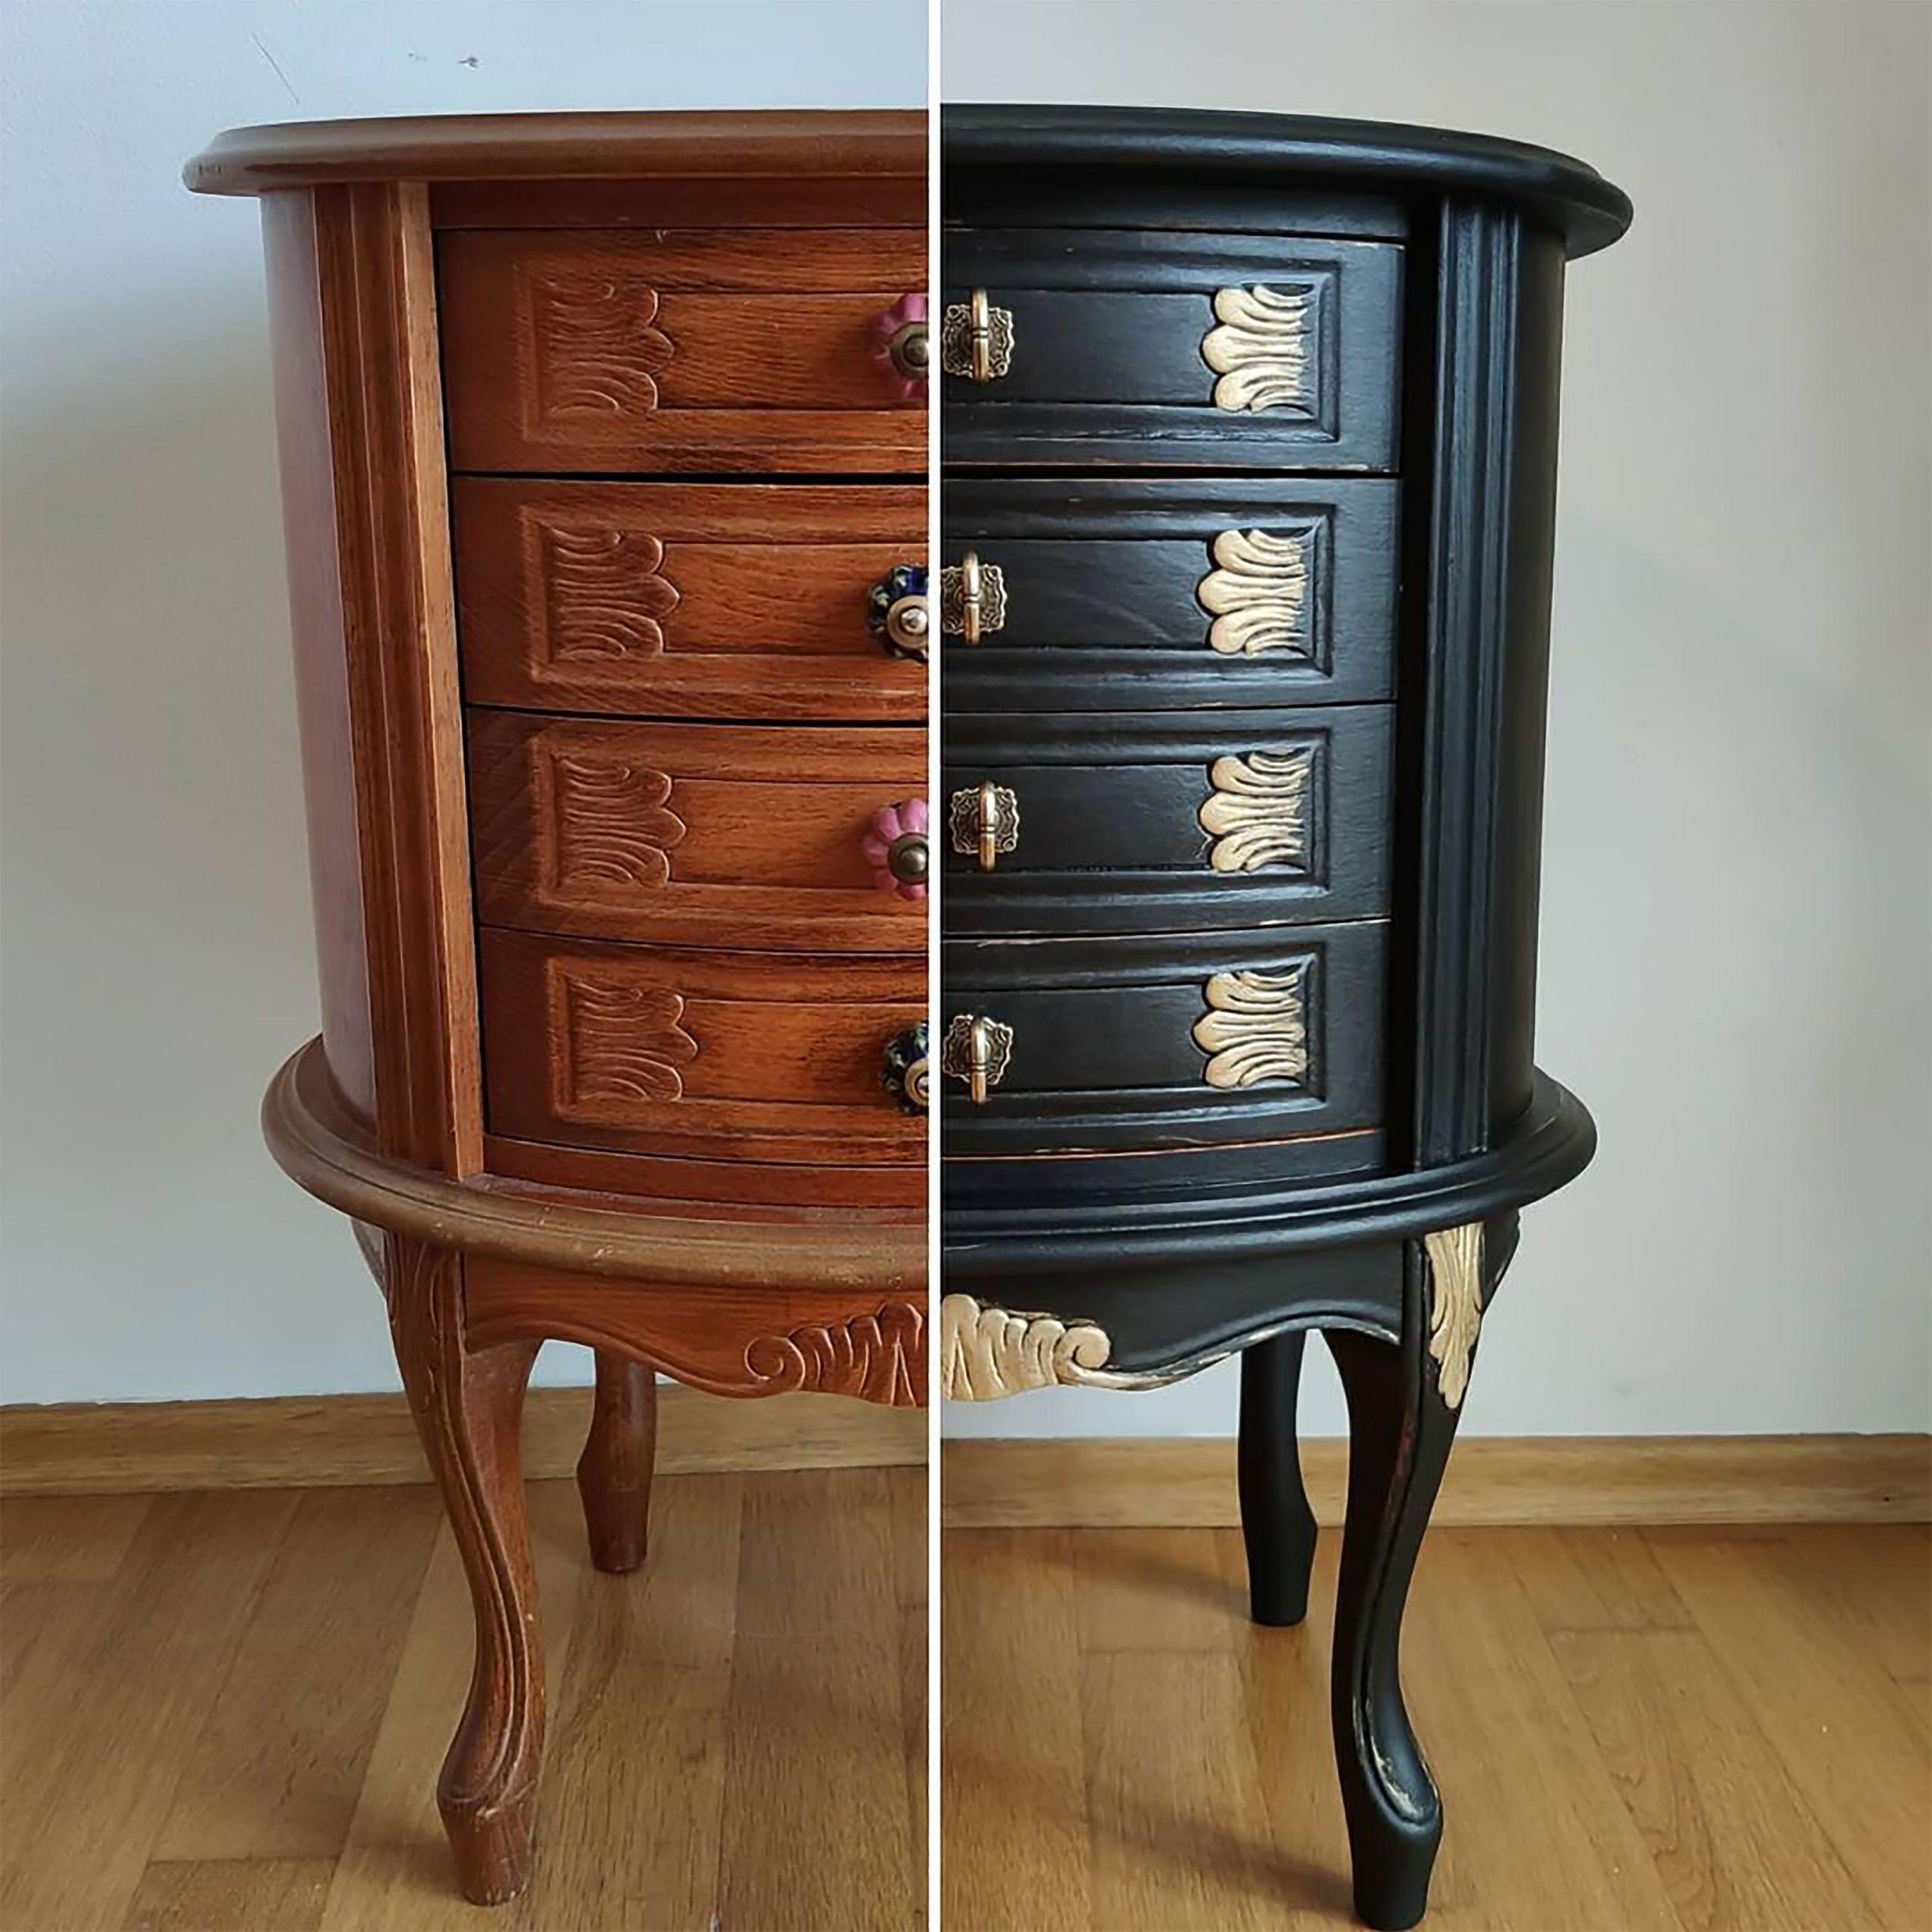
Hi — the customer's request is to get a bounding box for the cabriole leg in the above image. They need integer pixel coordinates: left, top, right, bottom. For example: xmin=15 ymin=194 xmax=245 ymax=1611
xmin=1238 ymin=1330 xmax=1318 ymax=1626
xmin=1325 ymin=1223 xmax=1484 ymax=1931
xmin=577 ymin=1351 xmax=658 ymax=1574
xmin=386 ymin=1237 xmax=545 ymax=1906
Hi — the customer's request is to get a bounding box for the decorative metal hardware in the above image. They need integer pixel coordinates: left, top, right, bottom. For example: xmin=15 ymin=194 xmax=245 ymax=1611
xmin=1198 ymin=748 xmax=1314 ymax=873
xmin=940 ymin=1014 xmax=1013 ymax=1105
xmin=1201 ymin=284 xmax=1314 ymax=413
xmin=1423 ymin=1222 xmax=1485 ymax=1411
xmin=1196 ymin=528 xmax=1311 ymax=658
xmin=948 ymin=780 xmax=1019 ymax=872
xmin=1192 ymin=968 xmax=1309 ymax=1089
xmin=860 ymin=798 xmax=930 ymax=900
xmin=866 ymin=563 xmax=930 ymax=663
xmin=881 ymin=1023 xmax=931 ymax=1116
xmin=869 ymin=293 xmax=929 ymax=402
xmin=941 ymin=289 xmax=1014 ymax=383
xmin=939 ymin=552 xmax=1007 ymax=642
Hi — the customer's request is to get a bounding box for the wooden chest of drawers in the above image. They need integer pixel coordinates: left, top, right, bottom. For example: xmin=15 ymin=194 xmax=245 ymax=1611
xmin=188 ymin=111 xmax=928 ymax=1907
xmin=937 ymin=106 xmax=1629 ymax=1931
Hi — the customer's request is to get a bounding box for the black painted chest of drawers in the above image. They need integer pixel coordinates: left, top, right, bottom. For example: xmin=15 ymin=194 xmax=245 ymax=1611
xmin=937 ymin=106 xmax=1630 ymax=1930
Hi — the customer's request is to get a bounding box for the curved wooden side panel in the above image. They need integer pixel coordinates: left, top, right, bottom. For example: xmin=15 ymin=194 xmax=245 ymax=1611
xmin=463 ymin=1255 xmax=928 ymax=1407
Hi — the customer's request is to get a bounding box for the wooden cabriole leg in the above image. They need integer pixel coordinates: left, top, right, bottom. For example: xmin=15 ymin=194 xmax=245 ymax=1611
xmin=1325 ymin=1227 xmax=1483 ymax=1932
xmin=1238 ymin=1331 xmax=1318 ymax=1626
xmin=386 ymin=1237 xmax=545 ymax=1907
xmin=577 ymin=1352 xmax=658 ymax=1574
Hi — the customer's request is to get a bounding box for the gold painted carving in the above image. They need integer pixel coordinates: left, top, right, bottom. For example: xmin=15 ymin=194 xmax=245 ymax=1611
xmin=1192 ymin=968 xmax=1309 ymax=1089
xmin=1198 ymin=748 xmax=1314 ymax=872
xmin=940 ymin=1294 xmax=1117 ymax=1400
xmin=1200 ymin=285 xmax=1312 ymax=413
xmin=1195 ymin=528 xmax=1310 ymax=658
xmin=1423 ymin=1222 xmax=1485 ymax=1411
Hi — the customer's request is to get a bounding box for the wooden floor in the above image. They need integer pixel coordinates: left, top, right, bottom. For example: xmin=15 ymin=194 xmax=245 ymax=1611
xmin=0 ymin=1467 xmax=925 ymax=1932
xmin=942 ymin=1524 xmax=1932 ymax=1932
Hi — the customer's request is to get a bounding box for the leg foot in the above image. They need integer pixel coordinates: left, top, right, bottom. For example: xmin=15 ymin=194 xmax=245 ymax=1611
xmin=387 ymin=1238 xmax=544 ymax=1906
xmin=1326 ymin=1234 xmax=1475 ymax=1930
xmin=1238 ymin=1331 xmax=1317 ymax=1626
xmin=577 ymin=1352 xmax=658 ymax=1574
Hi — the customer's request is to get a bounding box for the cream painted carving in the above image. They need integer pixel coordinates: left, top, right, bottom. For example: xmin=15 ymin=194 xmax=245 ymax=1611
xmin=1423 ymin=1222 xmax=1485 ymax=1411
xmin=555 ymin=970 xmax=699 ymax=1117
xmin=1198 ymin=748 xmax=1314 ymax=872
xmin=1192 ymin=968 xmax=1309 ymax=1089
xmin=534 ymin=519 xmax=679 ymax=663
xmin=528 ymin=272 xmax=674 ymax=416
xmin=940 ymin=1294 xmax=1121 ymax=1400
xmin=1200 ymin=285 xmax=1313 ymax=413
xmin=540 ymin=752 xmax=686 ymax=891
xmin=1195 ymin=528 xmax=1310 ymax=658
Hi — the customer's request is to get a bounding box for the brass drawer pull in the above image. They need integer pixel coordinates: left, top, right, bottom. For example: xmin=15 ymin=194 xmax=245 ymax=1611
xmin=941 ymin=289 xmax=1014 ymax=383
xmin=941 ymin=1014 xmax=1014 ymax=1104
xmin=866 ymin=564 xmax=930 ymax=662
xmin=881 ymin=1023 xmax=931 ymax=1114
xmin=949 ymin=780 xmax=1019 ymax=872
xmin=939 ymin=552 xmax=1007 ymax=642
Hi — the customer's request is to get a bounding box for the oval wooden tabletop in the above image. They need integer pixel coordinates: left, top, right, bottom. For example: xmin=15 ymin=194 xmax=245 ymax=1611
xmin=184 ymin=108 xmax=926 ymax=195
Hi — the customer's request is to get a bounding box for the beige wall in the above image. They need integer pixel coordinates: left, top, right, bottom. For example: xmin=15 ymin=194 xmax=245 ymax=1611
xmin=940 ymin=0 xmax=1932 ymax=1438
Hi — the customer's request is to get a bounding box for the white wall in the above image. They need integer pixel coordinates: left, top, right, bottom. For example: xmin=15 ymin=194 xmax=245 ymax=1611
xmin=941 ymin=0 xmax=1932 ymax=1440
xmin=0 ymin=0 xmax=924 ymax=1403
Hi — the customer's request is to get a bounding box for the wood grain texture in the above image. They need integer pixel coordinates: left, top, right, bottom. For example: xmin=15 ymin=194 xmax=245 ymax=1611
xmin=440 ymin=230 xmax=926 ymax=474
xmin=941 ymin=1522 xmax=1930 ymax=1931
xmin=479 ymin=929 xmax=927 ymax=1164
xmin=0 ymin=1381 xmax=923 ymax=1497
xmin=466 ymin=711 xmax=927 ymax=951
xmin=940 ymin=1434 xmax=1932 ymax=1530
xmin=453 ymin=478 xmax=928 ymax=721
xmin=429 ymin=174 xmax=926 ymax=230
xmin=575 ymin=1355 xmax=657 ymax=1574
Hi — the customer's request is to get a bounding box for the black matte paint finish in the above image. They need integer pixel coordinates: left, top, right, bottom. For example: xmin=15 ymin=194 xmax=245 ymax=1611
xmin=940 ymin=108 xmax=1628 ymax=1929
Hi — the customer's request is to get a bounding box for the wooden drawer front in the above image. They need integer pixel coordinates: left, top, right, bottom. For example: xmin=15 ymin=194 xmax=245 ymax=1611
xmin=941 ymin=478 xmax=1395 ymax=712
xmin=939 ymin=924 xmax=1385 ymax=1155
xmin=480 ymin=931 xmax=925 ymax=1164
xmin=943 ymin=709 xmax=1391 ymax=934
xmin=453 ymin=480 xmax=925 ymax=722
xmin=940 ymin=229 xmax=1400 ymax=468
xmin=440 ymin=230 xmax=927 ymax=473
xmin=469 ymin=712 xmax=927 ymax=952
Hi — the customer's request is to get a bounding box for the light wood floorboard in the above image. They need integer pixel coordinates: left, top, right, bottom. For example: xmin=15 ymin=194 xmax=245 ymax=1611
xmin=0 ymin=1469 xmax=924 ymax=1932
xmin=941 ymin=1524 xmax=1932 ymax=1932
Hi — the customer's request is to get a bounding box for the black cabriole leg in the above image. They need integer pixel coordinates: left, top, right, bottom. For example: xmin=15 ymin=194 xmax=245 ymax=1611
xmin=1326 ymin=1247 xmax=1467 ymax=1932
xmin=1238 ymin=1331 xmax=1318 ymax=1626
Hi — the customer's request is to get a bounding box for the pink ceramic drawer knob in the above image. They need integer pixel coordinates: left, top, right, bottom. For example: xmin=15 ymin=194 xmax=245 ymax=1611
xmin=863 ymin=798 xmax=929 ymax=900
xmin=871 ymin=293 xmax=929 ymax=401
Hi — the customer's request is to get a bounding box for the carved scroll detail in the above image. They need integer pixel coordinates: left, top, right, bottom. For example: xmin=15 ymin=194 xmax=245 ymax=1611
xmin=540 ymin=752 xmax=687 ymax=891
xmin=1195 ymin=528 xmax=1310 ymax=658
xmin=1423 ymin=1222 xmax=1485 ymax=1411
xmin=746 ymin=1302 xmax=927 ymax=1407
xmin=535 ymin=520 xmax=680 ymax=663
xmin=555 ymin=971 xmax=698 ymax=1116
xmin=1198 ymin=748 xmax=1314 ymax=872
xmin=528 ymin=272 xmax=675 ymax=416
xmin=1192 ymin=968 xmax=1309 ymax=1089
xmin=1200 ymin=285 xmax=1313 ymax=413
xmin=940 ymin=1293 xmax=1123 ymax=1401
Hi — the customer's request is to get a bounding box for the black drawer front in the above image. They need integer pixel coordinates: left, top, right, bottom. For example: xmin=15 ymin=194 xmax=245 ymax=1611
xmin=941 ymin=478 xmax=1397 ymax=712
xmin=943 ymin=708 xmax=1392 ymax=934
xmin=940 ymin=229 xmax=1401 ymax=468
xmin=939 ymin=924 xmax=1386 ymax=1155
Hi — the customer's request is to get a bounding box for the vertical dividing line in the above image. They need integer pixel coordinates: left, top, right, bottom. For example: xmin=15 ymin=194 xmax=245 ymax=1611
xmin=923 ymin=42 xmax=942 ymax=1932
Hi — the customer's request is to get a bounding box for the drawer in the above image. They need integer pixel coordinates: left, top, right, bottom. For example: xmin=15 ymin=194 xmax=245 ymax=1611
xmin=941 ymin=477 xmax=1397 ymax=712
xmin=439 ymin=229 xmax=927 ymax=473
xmin=478 ymin=930 xmax=926 ymax=1164
xmin=943 ymin=708 xmax=1391 ymax=934
xmin=939 ymin=924 xmax=1385 ymax=1155
xmin=940 ymin=229 xmax=1401 ymax=467
xmin=468 ymin=712 xmax=928 ymax=952
xmin=453 ymin=480 xmax=926 ymax=723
